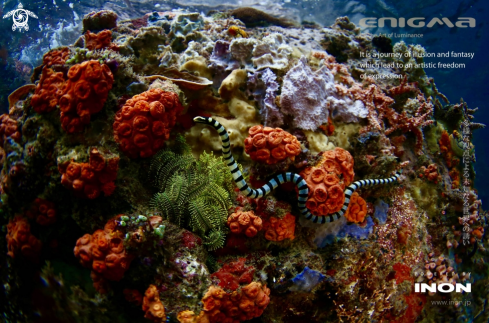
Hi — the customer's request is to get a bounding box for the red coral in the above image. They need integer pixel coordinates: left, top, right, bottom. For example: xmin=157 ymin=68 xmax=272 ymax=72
xmin=263 ymin=213 xmax=295 ymax=241
xmin=227 ymin=210 xmax=263 ymax=238
xmin=73 ymin=216 xmax=134 ymax=293
xmin=31 ymin=67 xmax=66 ymax=113
xmin=142 ymin=284 xmax=166 ymax=322
xmin=85 ymin=30 xmax=118 ymax=51
xmin=113 ymin=88 xmax=184 ymax=158
xmin=59 ymin=60 xmax=114 ymax=133
xmin=244 ymin=125 xmax=301 ymax=165
xmin=6 ymin=215 xmax=42 ymax=262
xmin=343 ymin=192 xmax=367 ymax=224
xmin=211 ymin=258 xmax=255 ymax=291
xmin=392 ymin=263 xmax=413 ymax=285
xmin=201 ymin=282 xmax=270 ymax=322
xmin=25 ymin=198 xmax=56 ymax=226
xmin=182 ymin=231 xmax=202 ymax=249
xmin=58 ymin=148 xmax=119 ymax=199
xmin=0 ymin=114 xmax=21 ymax=147
xmin=42 ymin=47 xmax=70 ymax=67
xmin=299 ymin=148 xmax=353 ymax=217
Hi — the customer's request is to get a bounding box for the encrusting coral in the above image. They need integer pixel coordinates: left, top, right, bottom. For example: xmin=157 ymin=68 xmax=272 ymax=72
xmin=24 ymin=198 xmax=57 ymax=226
xmin=263 ymin=212 xmax=296 ymax=241
xmin=42 ymin=47 xmax=71 ymax=67
xmin=59 ymin=60 xmax=114 ymax=133
xmin=343 ymin=192 xmax=367 ymax=224
xmin=227 ymin=210 xmax=263 ymax=238
xmin=113 ymin=88 xmax=184 ymax=158
xmin=31 ymin=68 xmax=66 ymax=113
xmin=6 ymin=215 xmax=42 ymax=262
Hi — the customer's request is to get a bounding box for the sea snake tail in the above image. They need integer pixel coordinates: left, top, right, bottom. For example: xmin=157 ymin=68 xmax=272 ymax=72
xmin=193 ymin=116 xmax=401 ymax=224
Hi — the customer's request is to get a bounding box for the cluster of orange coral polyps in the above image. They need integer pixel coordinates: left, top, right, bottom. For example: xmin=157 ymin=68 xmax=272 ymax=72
xmin=201 ymin=282 xmax=270 ymax=323
xmin=58 ymin=60 xmax=113 ymax=133
xmin=59 ymin=148 xmax=119 ymax=199
xmin=263 ymin=213 xmax=295 ymax=241
xmin=343 ymin=192 xmax=367 ymax=223
xmin=419 ymin=163 xmax=439 ymax=183
xmin=25 ymin=198 xmax=56 ymax=226
xmin=74 ymin=216 xmax=133 ymax=293
xmin=113 ymin=88 xmax=184 ymax=158
xmin=0 ymin=114 xmax=20 ymax=147
xmin=31 ymin=68 xmax=66 ymax=113
xmin=244 ymin=125 xmax=301 ymax=165
xmin=6 ymin=215 xmax=42 ymax=262
xmin=299 ymin=148 xmax=354 ymax=216
xmin=142 ymin=285 xmax=166 ymax=322
xmin=42 ymin=47 xmax=70 ymax=67
xmin=227 ymin=210 xmax=263 ymax=237
xmin=85 ymin=30 xmax=116 ymax=50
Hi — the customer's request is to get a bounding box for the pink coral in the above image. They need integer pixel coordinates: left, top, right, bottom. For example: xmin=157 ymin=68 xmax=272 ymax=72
xmin=74 ymin=216 xmax=134 ymax=293
xmin=113 ymin=88 xmax=184 ymax=158
xmin=59 ymin=60 xmax=114 ymax=133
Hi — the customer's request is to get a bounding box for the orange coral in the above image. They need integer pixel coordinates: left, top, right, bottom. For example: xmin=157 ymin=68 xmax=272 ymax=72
xmin=42 ymin=47 xmax=70 ymax=67
xmin=85 ymin=30 xmax=117 ymax=51
xmin=25 ymin=198 xmax=56 ymax=226
xmin=263 ymin=213 xmax=295 ymax=241
xmin=74 ymin=216 xmax=134 ymax=293
xmin=244 ymin=125 xmax=301 ymax=165
xmin=299 ymin=148 xmax=354 ymax=217
xmin=142 ymin=284 xmax=166 ymax=322
xmin=58 ymin=148 xmax=119 ymax=199
xmin=227 ymin=210 xmax=262 ymax=238
xmin=418 ymin=164 xmax=440 ymax=183
xmin=6 ymin=215 xmax=42 ymax=262
xmin=113 ymin=88 xmax=184 ymax=158
xmin=31 ymin=67 xmax=66 ymax=113
xmin=343 ymin=192 xmax=367 ymax=223
xmin=0 ymin=114 xmax=21 ymax=147
xmin=59 ymin=60 xmax=114 ymax=133
xmin=201 ymin=282 xmax=270 ymax=322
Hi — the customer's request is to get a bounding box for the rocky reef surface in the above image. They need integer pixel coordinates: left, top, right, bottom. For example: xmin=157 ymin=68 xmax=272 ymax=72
xmin=0 ymin=8 xmax=487 ymax=323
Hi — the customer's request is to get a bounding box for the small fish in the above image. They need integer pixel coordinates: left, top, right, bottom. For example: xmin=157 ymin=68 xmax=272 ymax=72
xmin=228 ymin=26 xmax=248 ymax=38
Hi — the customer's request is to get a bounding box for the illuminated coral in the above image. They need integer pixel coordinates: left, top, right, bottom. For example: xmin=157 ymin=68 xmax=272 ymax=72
xmin=244 ymin=125 xmax=301 ymax=165
xmin=42 ymin=47 xmax=70 ymax=67
xmin=59 ymin=60 xmax=114 ymax=133
xmin=31 ymin=68 xmax=66 ymax=113
xmin=227 ymin=210 xmax=263 ymax=238
xmin=6 ymin=215 xmax=42 ymax=262
xmin=211 ymin=258 xmax=255 ymax=291
xmin=113 ymin=88 xmax=184 ymax=158
xmin=263 ymin=212 xmax=295 ymax=241
xmin=142 ymin=284 xmax=166 ymax=322
xmin=299 ymin=148 xmax=354 ymax=216
xmin=0 ymin=114 xmax=21 ymax=147
xmin=73 ymin=216 xmax=134 ymax=293
xmin=58 ymin=148 xmax=119 ymax=199
xmin=201 ymin=282 xmax=270 ymax=322
xmin=343 ymin=192 xmax=367 ymax=224
xmin=25 ymin=198 xmax=56 ymax=226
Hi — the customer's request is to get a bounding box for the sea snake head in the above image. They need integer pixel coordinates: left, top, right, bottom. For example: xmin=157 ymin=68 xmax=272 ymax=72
xmin=193 ymin=116 xmax=211 ymax=124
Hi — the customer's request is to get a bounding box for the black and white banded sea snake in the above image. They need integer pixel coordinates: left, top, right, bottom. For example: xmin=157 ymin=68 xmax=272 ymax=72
xmin=194 ymin=116 xmax=401 ymax=224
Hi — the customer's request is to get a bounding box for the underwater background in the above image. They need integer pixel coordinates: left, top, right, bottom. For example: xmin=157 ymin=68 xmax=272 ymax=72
xmin=0 ymin=0 xmax=488 ymax=322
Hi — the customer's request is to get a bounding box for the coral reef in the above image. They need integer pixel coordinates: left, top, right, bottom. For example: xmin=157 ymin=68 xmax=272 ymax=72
xmin=227 ymin=210 xmax=263 ymax=238
xmin=263 ymin=213 xmax=296 ymax=241
xmin=31 ymin=68 xmax=66 ymax=113
xmin=6 ymin=215 xmax=42 ymax=262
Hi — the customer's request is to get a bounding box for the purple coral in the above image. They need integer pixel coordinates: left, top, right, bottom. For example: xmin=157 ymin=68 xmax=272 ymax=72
xmin=247 ymin=68 xmax=283 ymax=127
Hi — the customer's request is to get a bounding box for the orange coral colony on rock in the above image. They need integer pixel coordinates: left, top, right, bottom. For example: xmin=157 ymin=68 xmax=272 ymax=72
xmin=263 ymin=212 xmax=296 ymax=241
xmin=25 ymin=198 xmax=57 ymax=226
xmin=73 ymin=216 xmax=134 ymax=294
xmin=6 ymin=215 xmax=42 ymax=262
xmin=59 ymin=60 xmax=114 ymax=133
xmin=299 ymin=148 xmax=354 ymax=217
xmin=0 ymin=114 xmax=21 ymax=146
xmin=58 ymin=148 xmax=119 ymax=199
xmin=142 ymin=284 xmax=166 ymax=323
xmin=343 ymin=192 xmax=367 ymax=223
xmin=244 ymin=125 xmax=301 ymax=165
xmin=42 ymin=47 xmax=70 ymax=67
xmin=201 ymin=282 xmax=271 ymax=322
xmin=113 ymin=88 xmax=184 ymax=158
xmin=31 ymin=68 xmax=66 ymax=113
xmin=85 ymin=30 xmax=117 ymax=51
xmin=227 ymin=210 xmax=263 ymax=237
